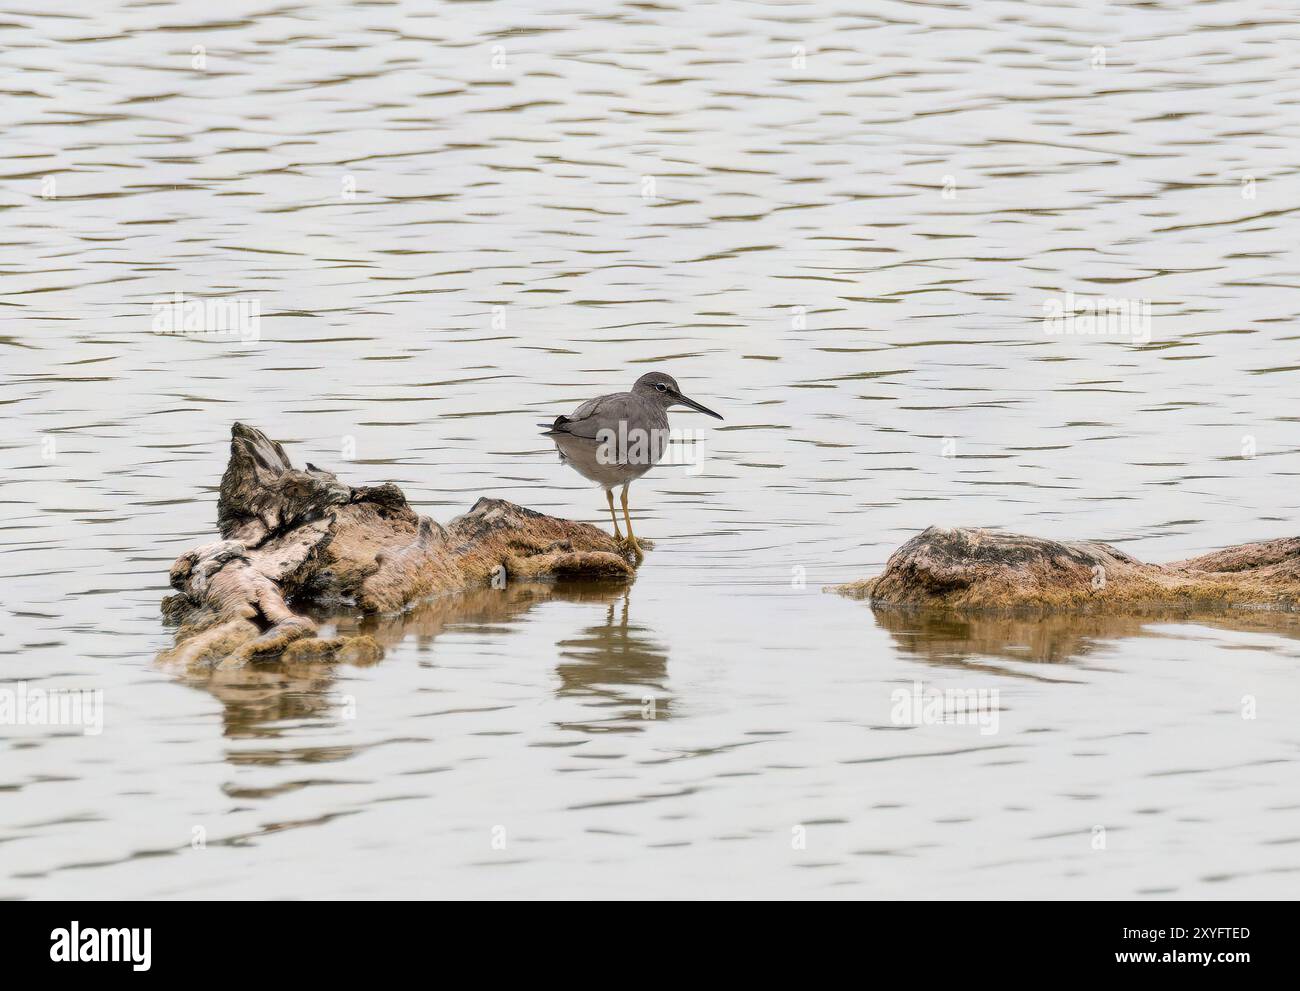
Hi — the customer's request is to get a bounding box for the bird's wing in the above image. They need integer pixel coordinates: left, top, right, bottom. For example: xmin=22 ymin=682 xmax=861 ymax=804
xmin=542 ymin=392 xmax=628 ymax=439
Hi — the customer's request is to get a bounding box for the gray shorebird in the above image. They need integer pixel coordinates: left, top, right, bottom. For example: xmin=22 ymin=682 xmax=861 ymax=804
xmin=540 ymin=371 xmax=723 ymax=557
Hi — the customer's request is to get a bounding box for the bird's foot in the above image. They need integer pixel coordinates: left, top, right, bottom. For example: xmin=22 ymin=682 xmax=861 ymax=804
xmin=616 ymin=535 xmax=648 ymax=558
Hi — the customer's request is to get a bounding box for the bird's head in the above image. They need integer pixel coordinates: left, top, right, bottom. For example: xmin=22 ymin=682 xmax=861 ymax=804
xmin=632 ymin=372 xmax=723 ymax=419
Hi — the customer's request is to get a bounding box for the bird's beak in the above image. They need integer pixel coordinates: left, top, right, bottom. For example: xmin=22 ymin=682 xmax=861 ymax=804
xmin=673 ymin=391 xmax=723 ymax=420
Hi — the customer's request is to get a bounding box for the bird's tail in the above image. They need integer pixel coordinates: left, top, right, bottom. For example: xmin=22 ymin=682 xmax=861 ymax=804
xmin=538 ymin=415 xmax=570 ymax=435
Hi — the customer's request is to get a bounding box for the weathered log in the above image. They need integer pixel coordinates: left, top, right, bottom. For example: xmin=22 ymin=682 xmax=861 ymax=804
xmin=833 ymin=526 xmax=1300 ymax=614
xmin=160 ymin=423 xmax=634 ymax=670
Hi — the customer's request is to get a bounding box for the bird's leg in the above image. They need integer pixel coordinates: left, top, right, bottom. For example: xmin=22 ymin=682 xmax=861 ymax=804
xmin=620 ymin=483 xmax=643 ymax=557
xmin=605 ymin=488 xmax=623 ymax=541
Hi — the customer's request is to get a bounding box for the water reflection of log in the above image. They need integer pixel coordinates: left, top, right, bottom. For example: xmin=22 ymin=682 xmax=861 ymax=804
xmin=312 ymin=581 xmax=623 ymax=652
xmin=185 ymin=662 xmax=348 ymax=754
xmin=177 ymin=581 xmax=637 ymax=747
xmin=871 ymin=603 xmax=1300 ymax=669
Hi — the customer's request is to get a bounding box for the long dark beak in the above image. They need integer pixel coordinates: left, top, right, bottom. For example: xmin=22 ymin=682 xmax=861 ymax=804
xmin=673 ymin=391 xmax=723 ymax=420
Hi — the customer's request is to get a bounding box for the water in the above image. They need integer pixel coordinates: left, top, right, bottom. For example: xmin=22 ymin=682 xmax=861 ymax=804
xmin=4 ymin=0 xmax=1300 ymax=898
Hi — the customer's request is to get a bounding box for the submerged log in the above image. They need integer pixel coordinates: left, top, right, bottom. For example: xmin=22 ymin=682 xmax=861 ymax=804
xmin=161 ymin=423 xmax=634 ymax=670
xmin=834 ymin=526 xmax=1300 ymax=614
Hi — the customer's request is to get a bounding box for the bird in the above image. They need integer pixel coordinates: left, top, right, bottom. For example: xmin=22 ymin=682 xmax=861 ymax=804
xmin=540 ymin=371 xmax=723 ymax=557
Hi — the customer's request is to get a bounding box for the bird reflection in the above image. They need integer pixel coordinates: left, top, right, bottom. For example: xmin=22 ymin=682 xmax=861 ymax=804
xmin=553 ymin=589 xmax=671 ymax=733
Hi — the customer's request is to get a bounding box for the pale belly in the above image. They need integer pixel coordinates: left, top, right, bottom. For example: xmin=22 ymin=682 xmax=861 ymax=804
xmin=551 ymin=432 xmax=664 ymax=490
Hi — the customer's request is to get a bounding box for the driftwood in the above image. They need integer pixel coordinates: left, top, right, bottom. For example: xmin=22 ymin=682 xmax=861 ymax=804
xmin=160 ymin=423 xmax=634 ymax=670
xmin=834 ymin=526 xmax=1300 ymax=615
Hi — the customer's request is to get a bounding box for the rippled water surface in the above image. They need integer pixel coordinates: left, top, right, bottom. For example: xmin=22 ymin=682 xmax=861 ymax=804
xmin=4 ymin=0 xmax=1300 ymax=898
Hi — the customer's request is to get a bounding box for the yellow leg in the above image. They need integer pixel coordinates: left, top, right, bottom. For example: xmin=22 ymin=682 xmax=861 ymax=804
xmin=620 ymin=484 xmax=642 ymax=557
xmin=606 ymin=489 xmax=623 ymax=540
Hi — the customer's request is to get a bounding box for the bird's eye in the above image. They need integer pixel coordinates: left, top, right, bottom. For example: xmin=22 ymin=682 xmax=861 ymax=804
xmin=655 ymin=383 xmax=667 ymax=392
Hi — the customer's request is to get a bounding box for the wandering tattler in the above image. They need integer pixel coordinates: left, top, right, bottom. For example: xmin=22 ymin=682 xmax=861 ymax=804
xmin=540 ymin=371 xmax=723 ymax=556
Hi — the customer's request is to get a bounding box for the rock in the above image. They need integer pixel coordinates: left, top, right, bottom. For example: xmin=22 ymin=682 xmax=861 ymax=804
xmin=161 ymin=423 xmax=635 ymax=670
xmin=833 ymin=526 xmax=1300 ymax=614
